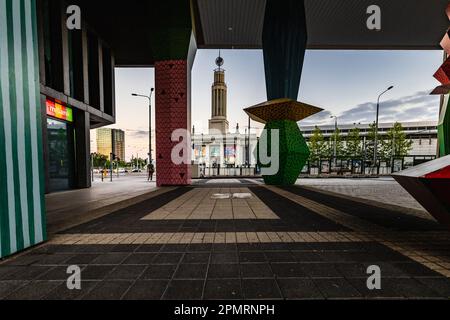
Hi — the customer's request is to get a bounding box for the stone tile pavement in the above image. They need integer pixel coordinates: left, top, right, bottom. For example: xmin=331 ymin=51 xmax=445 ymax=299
xmin=45 ymin=174 xmax=159 ymax=234
xmin=295 ymin=177 xmax=426 ymax=212
xmin=142 ymin=187 xmax=277 ymax=220
xmin=1 ymin=179 xmax=450 ymax=300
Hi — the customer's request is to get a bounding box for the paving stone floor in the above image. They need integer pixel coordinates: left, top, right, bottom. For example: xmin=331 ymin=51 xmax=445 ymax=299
xmin=1 ymin=180 xmax=450 ymax=300
xmin=295 ymin=177 xmax=426 ymax=211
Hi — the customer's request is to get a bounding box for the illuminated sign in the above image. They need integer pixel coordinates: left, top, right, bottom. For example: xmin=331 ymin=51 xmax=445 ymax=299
xmin=46 ymin=99 xmax=73 ymax=122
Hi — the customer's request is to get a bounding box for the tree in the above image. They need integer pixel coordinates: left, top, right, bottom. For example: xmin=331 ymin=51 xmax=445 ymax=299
xmin=308 ymin=126 xmax=327 ymax=162
xmin=319 ymin=140 xmax=331 ymax=159
xmin=345 ymin=127 xmax=362 ymax=158
xmin=92 ymin=153 xmax=108 ymax=168
xmin=381 ymin=122 xmax=413 ymax=158
xmin=365 ymin=122 xmax=378 ymax=161
xmin=330 ymin=127 xmax=345 ymax=158
xmin=130 ymin=156 xmax=148 ymax=169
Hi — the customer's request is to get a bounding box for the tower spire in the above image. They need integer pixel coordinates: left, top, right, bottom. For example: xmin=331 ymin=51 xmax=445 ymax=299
xmin=215 ymin=51 xmax=224 ymax=71
xmin=209 ymin=52 xmax=229 ymax=134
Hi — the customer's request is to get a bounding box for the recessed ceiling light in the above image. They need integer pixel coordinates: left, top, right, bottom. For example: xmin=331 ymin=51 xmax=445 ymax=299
xmin=228 ymin=27 xmax=233 ymax=31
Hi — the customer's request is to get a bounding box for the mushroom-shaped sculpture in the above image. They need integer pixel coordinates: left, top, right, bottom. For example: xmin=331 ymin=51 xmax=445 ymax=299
xmin=245 ymin=99 xmax=323 ymax=185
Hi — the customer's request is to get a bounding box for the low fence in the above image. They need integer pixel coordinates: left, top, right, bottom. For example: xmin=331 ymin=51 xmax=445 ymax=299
xmin=200 ymin=166 xmax=259 ymax=178
xmin=193 ymin=155 xmax=436 ymax=179
xmin=302 ymin=155 xmax=436 ymax=176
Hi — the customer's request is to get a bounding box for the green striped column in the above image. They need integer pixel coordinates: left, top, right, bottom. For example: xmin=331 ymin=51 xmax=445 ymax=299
xmin=0 ymin=0 xmax=46 ymax=259
xmin=438 ymin=96 xmax=450 ymax=157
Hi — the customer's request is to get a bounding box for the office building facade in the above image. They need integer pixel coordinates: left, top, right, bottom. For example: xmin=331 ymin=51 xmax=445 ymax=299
xmin=39 ymin=0 xmax=116 ymax=194
xmin=96 ymin=128 xmax=125 ymax=161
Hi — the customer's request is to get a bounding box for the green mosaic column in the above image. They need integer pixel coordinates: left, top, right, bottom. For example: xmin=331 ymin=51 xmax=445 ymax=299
xmin=0 ymin=0 xmax=47 ymax=258
xmin=257 ymin=120 xmax=310 ymax=185
xmin=246 ymin=99 xmax=322 ymax=186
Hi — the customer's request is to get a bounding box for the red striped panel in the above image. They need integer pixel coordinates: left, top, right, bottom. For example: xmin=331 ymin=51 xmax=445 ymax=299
xmin=424 ymin=165 xmax=450 ymax=179
xmin=434 ymin=57 xmax=450 ymax=85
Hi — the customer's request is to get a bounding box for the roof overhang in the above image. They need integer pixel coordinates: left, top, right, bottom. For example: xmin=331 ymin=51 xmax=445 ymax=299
xmin=71 ymin=0 xmax=193 ymax=67
xmin=193 ymin=0 xmax=449 ymax=50
xmin=72 ymin=0 xmax=449 ymax=67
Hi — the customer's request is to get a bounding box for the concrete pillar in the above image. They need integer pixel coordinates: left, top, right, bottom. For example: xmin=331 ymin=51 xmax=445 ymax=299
xmin=74 ymin=110 xmax=92 ymax=189
xmin=222 ymin=90 xmax=225 ymax=117
xmin=224 ymin=89 xmax=227 ymax=117
xmin=211 ymin=89 xmax=215 ymax=117
xmin=219 ymin=90 xmax=223 ymax=117
xmin=213 ymin=89 xmax=219 ymax=117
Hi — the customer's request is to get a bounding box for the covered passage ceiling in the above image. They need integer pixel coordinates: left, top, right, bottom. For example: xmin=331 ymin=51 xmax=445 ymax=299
xmin=193 ymin=0 xmax=449 ymax=49
xmin=73 ymin=0 xmax=449 ymax=67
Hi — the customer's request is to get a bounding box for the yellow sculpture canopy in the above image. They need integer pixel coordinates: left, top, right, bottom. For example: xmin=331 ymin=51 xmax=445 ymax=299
xmin=244 ymin=98 xmax=323 ymax=124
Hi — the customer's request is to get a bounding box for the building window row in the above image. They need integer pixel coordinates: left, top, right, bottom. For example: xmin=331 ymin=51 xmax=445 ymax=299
xmin=39 ymin=0 xmax=115 ymax=117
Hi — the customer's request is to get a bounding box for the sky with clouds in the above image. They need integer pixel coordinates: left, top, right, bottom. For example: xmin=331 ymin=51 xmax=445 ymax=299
xmin=91 ymin=49 xmax=443 ymax=161
xmin=301 ymin=89 xmax=440 ymax=126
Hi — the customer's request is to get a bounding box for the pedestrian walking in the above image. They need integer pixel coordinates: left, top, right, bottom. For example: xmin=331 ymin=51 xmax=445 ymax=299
xmin=148 ymin=163 xmax=155 ymax=181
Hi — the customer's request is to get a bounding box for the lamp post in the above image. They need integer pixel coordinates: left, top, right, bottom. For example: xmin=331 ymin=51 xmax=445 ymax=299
xmin=132 ymin=88 xmax=155 ymax=172
xmin=373 ymin=86 xmax=394 ymax=171
xmin=90 ymin=153 xmax=94 ymax=182
xmin=330 ymin=115 xmax=338 ymax=167
xmin=247 ymin=116 xmax=251 ymax=168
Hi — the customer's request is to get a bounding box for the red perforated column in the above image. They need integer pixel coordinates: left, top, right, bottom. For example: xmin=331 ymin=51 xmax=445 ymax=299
xmin=155 ymin=60 xmax=192 ymax=187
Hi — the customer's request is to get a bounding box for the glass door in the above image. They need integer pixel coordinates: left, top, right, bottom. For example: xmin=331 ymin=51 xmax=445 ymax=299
xmin=47 ymin=118 xmax=74 ymax=192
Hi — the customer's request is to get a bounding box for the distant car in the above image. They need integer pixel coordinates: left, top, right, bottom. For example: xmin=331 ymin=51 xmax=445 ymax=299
xmin=131 ymin=169 xmax=142 ymax=173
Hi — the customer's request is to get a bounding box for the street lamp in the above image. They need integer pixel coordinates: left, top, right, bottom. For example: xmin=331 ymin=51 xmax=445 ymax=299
xmin=330 ymin=115 xmax=338 ymax=166
xmin=132 ymin=88 xmax=155 ymax=171
xmin=247 ymin=116 xmax=251 ymax=168
xmin=373 ymin=86 xmax=394 ymax=170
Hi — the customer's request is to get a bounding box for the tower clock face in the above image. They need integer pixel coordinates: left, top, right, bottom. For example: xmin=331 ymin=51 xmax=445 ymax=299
xmin=216 ymin=56 xmax=224 ymax=67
